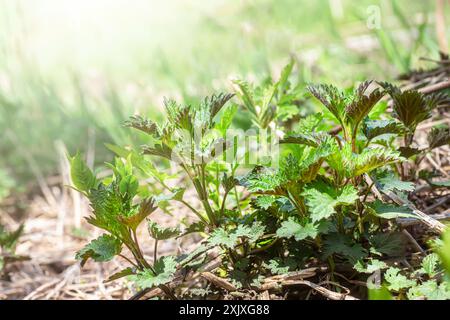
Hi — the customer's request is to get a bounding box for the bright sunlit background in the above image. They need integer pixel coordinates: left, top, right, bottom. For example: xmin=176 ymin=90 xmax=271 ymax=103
xmin=0 ymin=0 xmax=447 ymax=198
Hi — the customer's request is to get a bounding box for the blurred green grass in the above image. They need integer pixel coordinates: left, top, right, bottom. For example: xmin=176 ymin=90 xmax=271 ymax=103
xmin=0 ymin=0 xmax=447 ymax=196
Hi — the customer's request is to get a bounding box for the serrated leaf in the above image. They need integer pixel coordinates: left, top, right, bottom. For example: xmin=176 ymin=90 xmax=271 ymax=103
xmin=148 ymin=221 xmax=180 ymax=240
xmin=234 ymin=222 xmax=266 ymax=243
xmin=202 ymin=92 xmax=235 ymax=121
xmin=239 ymin=166 xmax=282 ymax=193
xmin=384 ymin=267 xmax=416 ymax=291
xmin=302 ymin=181 xmax=358 ymax=222
xmin=76 ymin=234 xmax=122 ymax=267
xmin=142 ymin=143 xmax=174 ymax=161
xmin=263 ymin=258 xmax=296 ymax=275
xmin=130 ymin=256 xmax=177 ymax=289
xmin=322 ymin=233 xmax=367 ymax=263
xmin=70 ymin=153 xmax=97 ymax=193
xmin=276 ymin=218 xmax=319 ymax=241
xmin=344 ymin=81 xmax=384 ymax=129
xmin=349 ymin=148 xmax=402 ymax=177
xmin=397 ymin=146 xmax=421 ymax=158
xmin=0 ymin=224 xmax=24 ymax=252
xmin=418 ymin=253 xmax=440 ymax=277
xmin=296 ymin=113 xmax=324 ymax=134
xmin=367 ymin=200 xmax=415 ymax=219
xmin=208 ymin=222 xmax=265 ymax=249
xmin=279 ymin=133 xmax=320 ymax=147
xmin=369 ymin=232 xmax=407 ymax=257
xmin=375 ymin=171 xmax=415 ymax=193
xmin=118 ymin=198 xmax=157 ymax=231
xmin=124 ymin=115 xmax=159 ymax=136
xmin=208 ymin=228 xmax=236 ymax=248
xmin=427 ymin=126 xmax=450 ymax=150
xmin=362 ymin=119 xmax=405 ymax=141
xmin=381 ymin=83 xmax=437 ymax=131
xmin=407 ymin=281 xmax=450 ymax=300
xmin=307 ymin=84 xmax=346 ymax=124
xmin=354 ymin=259 xmax=387 ymax=273
xmin=232 ymin=79 xmax=257 ymax=115
xmin=254 ymin=195 xmax=276 ymax=210
xmin=221 ymin=174 xmax=237 ymax=194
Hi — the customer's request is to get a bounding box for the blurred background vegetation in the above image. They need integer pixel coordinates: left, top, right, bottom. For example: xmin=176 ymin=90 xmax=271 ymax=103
xmin=0 ymin=0 xmax=448 ymax=200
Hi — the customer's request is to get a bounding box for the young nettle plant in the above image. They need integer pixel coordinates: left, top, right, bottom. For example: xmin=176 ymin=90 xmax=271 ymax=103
xmin=0 ymin=223 xmax=27 ymax=276
xmin=378 ymin=83 xmax=450 ymax=182
xmin=370 ymin=230 xmax=450 ymax=300
xmin=239 ymin=79 xmax=447 ymax=278
xmin=70 ymin=61 xmax=449 ymax=299
xmin=71 ymin=92 xmax=271 ymax=297
xmin=70 ymin=153 xmax=179 ymax=299
xmin=124 ymin=93 xmax=239 ymax=229
xmin=232 ymin=58 xmax=306 ymax=131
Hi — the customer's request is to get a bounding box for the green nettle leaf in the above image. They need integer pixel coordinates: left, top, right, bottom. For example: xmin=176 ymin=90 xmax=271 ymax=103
xmin=208 ymin=228 xmax=235 ymax=248
xmin=70 ymin=153 xmax=97 ymax=193
xmin=216 ymin=104 xmax=238 ymax=135
xmin=221 ymin=174 xmax=237 ymax=194
xmin=239 ymin=166 xmax=283 ymax=193
xmin=124 ymin=115 xmax=159 ymax=137
xmin=367 ymin=200 xmax=415 ymax=219
xmin=427 ymin=126 xmax=450 ymax=150
xmin=254 ymin=195 xmax=276 ymax=210
xmin=296 ymin=113 xmax=324 ymax=134
xmin=118 ymin=198 xmax=157 ymax=231
xmin=416 ymin=253 xmax=440 ymax=277
xmin=264 ymin=258 xmax=296 ymax=275
xmin=407 ymin=281 xmax=450 ymax=300
xmin=397 ymin=146 xmax=421 ymax=158
xmin=232 ymin=79 xmax=257 ymax=116
xmin=276 ymin=218 xmax=319 ymax=241
xmin=87 ymin=187 xmax=126 ymax=234
xmin=208 ymin=222 xmax=265 ymax=249
xmin=234 ymin=222 xmax=266 ymax=243
xmin=130 ymin=256 xmax=177 ymax=289
xmin=148 ymin=221 xmax=180 ymax=240
xmin=381 ymin=83 xmax=444 ymax=131
xmin=384 ymin=267 xmax=416 ymax=291
xmin=369 ymin=232 xmax=407 ymax=257
xmin=142 ymin=143 xmax=174 ymax=161
xmin=164 ymin=98 xmax=192 ymax=131
xmin=277 ymin=58 xmax=295 ymax=94
xmin=375 ymin=171 xmax=415 ymax=193
xmin=76 ymin=234 xmax=122 ymax=267
xmin=349 ymin=148 xmax=402 ymax=178
xmin=0 ymin=224 xmax=24 ymax=252
xmin=280 ymin=133 xmax=320 ymax=147
xmin=302 ymin=181 xmax=358 ymax=222
xmin=344 ymin=80 xmax=384 ymax=129
xmin=362 ymin=119 xmax=405 ymax=141
xmin=202 ymin=92 xmax=235 ymax=121
xmin=322 ymin=233 xmax=367 ymax=263
xmin=307 ymin=84 xmax=346 ymax=124
xmin=354 ymin=259 xmax=388 ymax=273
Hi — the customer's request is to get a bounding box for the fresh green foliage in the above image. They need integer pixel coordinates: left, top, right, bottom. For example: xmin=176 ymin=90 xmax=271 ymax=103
xmin=0 ymin=223 xmax=27 ymax=273
xmin=70 ymin=60 xmax=450 ymax=300
xmin=75 ymin=234 xmax=122 ymax=267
